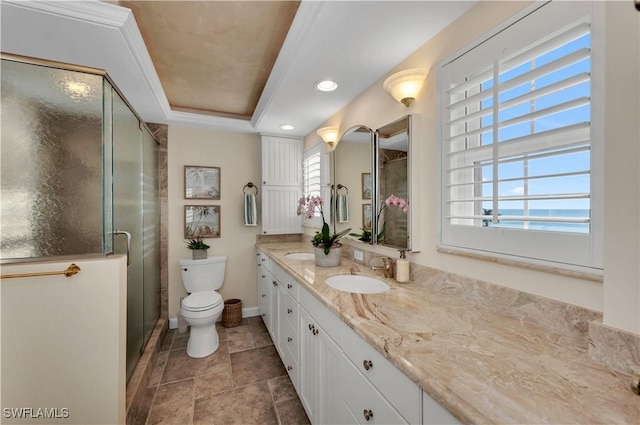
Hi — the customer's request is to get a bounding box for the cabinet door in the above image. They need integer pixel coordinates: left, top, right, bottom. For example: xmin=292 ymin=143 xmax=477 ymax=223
xmin=261 ymin=135 xmax=302 ymax=186
xmin=269 ymin=276 xmax=280 ymax=345
xmin=299 ymin=306 xmax=346 ymax=425
xmin=316 ymin=320 xmax=346 ymax=425
xmin=299 ymin=307 xmax=319 ymax=424
xmin=258 ymin=268 xmax=271 ymax=331
xmin=261 ymin=186 xmax=303 ymax=235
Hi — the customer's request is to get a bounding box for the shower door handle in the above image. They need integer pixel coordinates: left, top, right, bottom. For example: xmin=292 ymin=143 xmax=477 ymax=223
xmin=114 ymin=230 xmax=132 ymax=266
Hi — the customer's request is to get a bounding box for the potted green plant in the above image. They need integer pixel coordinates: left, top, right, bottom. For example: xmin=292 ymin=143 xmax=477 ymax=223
xmin=297 ymin=196 xmax=350 ymax=266
xmin=185 ymin=236 xmax=210 ymax=260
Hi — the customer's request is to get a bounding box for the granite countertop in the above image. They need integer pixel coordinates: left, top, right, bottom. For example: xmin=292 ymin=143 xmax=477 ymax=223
xmin=257 ymin=241 xmax=639 ymax=425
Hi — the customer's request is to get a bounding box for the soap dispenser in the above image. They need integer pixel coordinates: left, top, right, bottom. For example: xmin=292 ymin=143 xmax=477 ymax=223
xmin=396 ymin=249 xmax=410 ymax=283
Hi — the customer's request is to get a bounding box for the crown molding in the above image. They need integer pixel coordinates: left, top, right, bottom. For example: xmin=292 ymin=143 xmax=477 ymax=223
xmin=3 ymin=0 xmax=131 ymax=27
xmin=167 ymin=110 xmax=256 ymax=134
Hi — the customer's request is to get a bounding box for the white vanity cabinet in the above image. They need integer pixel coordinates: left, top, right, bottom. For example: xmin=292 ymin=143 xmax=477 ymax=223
xmin=274 ymin=269 xmax=301 ymax=389
xmin=260 ymin=135 xmax=303 ymax=235
xmin=342 ymin=325 xmax=421 ymax=425
xmin=256 ymin=252 xmax=459 ymax=425
xmin=299 ymin=291 xmax=346 ymax=425
xmin=256 ymin=250 xmax=278 ymax=341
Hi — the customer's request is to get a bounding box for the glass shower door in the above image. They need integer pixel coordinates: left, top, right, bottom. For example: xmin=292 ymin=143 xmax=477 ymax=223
xmin=112 ymin=91 xmax=144 ymax=381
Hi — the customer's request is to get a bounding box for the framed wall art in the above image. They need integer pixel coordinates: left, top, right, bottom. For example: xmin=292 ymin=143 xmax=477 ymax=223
xmin=362 ymin=204 xmax=372 ymax=230
xmin=184 ymin=205 xmax=221 ymax=238
xmin=185 ymin=165 xmax=220 ymax=199
xmin=361 ymin=172 xmax=372 ymax=199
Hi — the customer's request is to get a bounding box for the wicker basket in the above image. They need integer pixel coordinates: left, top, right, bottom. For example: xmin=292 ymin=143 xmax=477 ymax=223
xmin=222 ymin=298 xmax=242 ymax=328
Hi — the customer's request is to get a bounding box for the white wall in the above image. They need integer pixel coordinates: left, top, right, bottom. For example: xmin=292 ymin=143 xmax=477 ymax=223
xmin=1 ymin=256 xmax=127 ymax=424
xmin=167 ymin=126 xmax=261 ymax=319
xmin=307 ymin=1 xmax=640 ymax=334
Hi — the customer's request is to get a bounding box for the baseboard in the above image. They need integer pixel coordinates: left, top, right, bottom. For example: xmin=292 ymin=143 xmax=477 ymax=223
xmin=242 ymin=306 xmax=260 ymax=318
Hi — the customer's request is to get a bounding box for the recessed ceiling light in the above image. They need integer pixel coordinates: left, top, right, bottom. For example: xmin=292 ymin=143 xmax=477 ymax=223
xmin=280 ymin=124 xmax=295 ymax=131
xmin=315 ymin=80 xmax=338 ymax=92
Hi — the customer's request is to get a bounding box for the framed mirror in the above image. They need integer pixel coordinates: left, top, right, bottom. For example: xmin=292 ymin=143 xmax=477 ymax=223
xmin=375 ymin=116 xmax=411 ymax=249
xmin=331 ymin=125 xmax=373 ymax=239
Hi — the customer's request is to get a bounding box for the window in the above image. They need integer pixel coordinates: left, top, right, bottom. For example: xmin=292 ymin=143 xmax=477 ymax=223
xmin=439 ymin=1 xmax=602 ymax=271
xmin=302 ymin=142 xmax=325 ymax=227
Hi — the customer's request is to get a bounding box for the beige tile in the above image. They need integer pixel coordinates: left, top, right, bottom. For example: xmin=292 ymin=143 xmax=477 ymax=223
xmin=194 ymin=370 xmax=233 ymax=399
xmin=250 ymin=319 xmax=273 ymax=348
xmin=231 ymin=345 xmax=285 ymax=387
xmin=216 ymin=323 xmax=228 ymax=342
xmin=146 ymin=379 xmax=194 ymax=425
xmin=274 ymin=397 xmax=310 ymax=425
xmin=227 ymin=325 xmax=256 ymax=353
xmin=193 ymin=381 xmax=278 ymax=425
xmin=160 ymin=329 xmax=176 ymax=352
xmin=147 ymin=351 xmax=170 ymax=388
xmin=172 ymin=334 xmax=189 ymax=351
xmin=132 ymin=386 xmax=157 ymax=425
xmin=162 ymin=343 xmax=231 ymax=384
xmin=267 ymin=375 xmax=297 ymax=404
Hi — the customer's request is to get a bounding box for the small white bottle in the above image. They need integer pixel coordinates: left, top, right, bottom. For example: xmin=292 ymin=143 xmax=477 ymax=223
xmin=395 ymin=249 xmax=410 ymax=283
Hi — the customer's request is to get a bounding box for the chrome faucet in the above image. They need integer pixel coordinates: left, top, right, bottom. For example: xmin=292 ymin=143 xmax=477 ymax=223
xmin=370 ymin=256 xmax=393 ymax=278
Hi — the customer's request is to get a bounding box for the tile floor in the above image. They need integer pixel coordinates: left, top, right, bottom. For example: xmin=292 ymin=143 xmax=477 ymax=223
xmin=135 ymin=316 xmax=311 ymax=425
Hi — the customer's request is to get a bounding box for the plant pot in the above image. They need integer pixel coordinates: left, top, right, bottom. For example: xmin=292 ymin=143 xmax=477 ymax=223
xmin=314 ymin=244 xmax=342 ymax=267
xmin=192 ymin=249 xmax=208 ymax=260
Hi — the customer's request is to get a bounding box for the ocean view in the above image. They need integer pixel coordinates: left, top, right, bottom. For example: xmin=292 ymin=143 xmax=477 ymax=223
xmin=488 ymin=209 xmax=590 ymax=233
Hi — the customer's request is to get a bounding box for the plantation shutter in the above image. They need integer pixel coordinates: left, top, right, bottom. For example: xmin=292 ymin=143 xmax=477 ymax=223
xmin=439 ymin=1 xmax=602 ymax=270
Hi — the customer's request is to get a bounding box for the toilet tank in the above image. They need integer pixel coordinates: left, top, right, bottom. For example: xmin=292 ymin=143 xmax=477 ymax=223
xmin=179 ymin=255 xmax=227 ymax=293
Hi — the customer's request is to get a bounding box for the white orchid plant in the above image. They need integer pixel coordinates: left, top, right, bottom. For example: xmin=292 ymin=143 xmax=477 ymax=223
xmin=296 ymin=196 xmax=350 ymax=255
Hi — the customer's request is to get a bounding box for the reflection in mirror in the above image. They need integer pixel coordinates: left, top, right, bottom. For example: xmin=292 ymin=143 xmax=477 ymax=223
xmin=331 ymin=126 xmax=373 ymax=239
xmin=376 ymin=116 xmax=410 ymax=249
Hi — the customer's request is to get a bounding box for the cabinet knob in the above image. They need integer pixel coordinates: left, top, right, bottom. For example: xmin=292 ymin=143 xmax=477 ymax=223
xmin=287 ymin=337 xmax=293 ymax=342
xmin=363 ymin=360 xmax=373 ymax=370
xmin=363 ymin=409 xmax=374 ymax=421
xmin=287 ymin=308 xmax=292 ymax=314
xmin=287 ymin=284 xmax=293 ymax=289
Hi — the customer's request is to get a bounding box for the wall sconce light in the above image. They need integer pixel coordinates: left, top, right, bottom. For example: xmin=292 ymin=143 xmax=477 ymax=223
xmin=383 ymin=68 xmax=428 ymax=107
xmin=317 ymin=126 xmax=339 ymax=147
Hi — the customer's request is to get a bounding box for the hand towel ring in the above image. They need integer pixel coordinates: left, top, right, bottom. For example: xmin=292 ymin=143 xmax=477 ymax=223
xmin=243 ymin=182 xmax=258 ymax=195
xmin=337 ymin=184 xmax=349 ymax=195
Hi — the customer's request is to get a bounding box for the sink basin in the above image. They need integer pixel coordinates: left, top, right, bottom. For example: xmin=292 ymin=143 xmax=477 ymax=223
xmin=325 ymin=275 xmax=390 ymax=294
xmin=285 ymin=252 xmax=315 ymax=260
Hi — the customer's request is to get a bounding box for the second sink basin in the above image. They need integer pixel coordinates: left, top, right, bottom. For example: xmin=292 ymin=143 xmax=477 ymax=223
xmin=325 ymin=275 xmax=390 ymax=294
xmin=285 ymin=252 xmax=315 ymax=260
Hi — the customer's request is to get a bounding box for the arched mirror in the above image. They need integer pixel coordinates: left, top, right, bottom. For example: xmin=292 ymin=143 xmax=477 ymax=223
xmin=375 ymin=116 xmax=410 ymax=249
xmin=331 ymin=125 xmax=373 ymax=238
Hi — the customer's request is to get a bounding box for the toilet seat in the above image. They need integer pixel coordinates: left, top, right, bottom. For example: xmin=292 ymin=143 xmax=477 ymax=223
xmin=183 ymin=291 xmax=222 ymax=312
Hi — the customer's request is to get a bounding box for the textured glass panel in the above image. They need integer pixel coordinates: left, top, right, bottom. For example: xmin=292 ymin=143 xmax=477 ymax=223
xmin=1 ymin=60 xmax=104 ymax=259
xmin=142 ymin=128 xmax=160 ymax=347
xmin=103 ymin=79 xmax=114 ymax=254
xmin=112 ymin=90 xmax=144 ymax=382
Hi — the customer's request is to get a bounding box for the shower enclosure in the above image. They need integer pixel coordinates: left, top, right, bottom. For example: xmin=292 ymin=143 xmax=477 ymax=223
xmin=0 ymin=57 xmax=160 ymax=382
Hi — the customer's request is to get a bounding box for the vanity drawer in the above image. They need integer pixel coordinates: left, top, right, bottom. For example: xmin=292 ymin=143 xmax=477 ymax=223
xmin=257 ymin=250 xmax=271 ymax=271
xmin=282 ymin=342 xmax=299 ymax=390
xmin=299 ymin=285 xmax=343 ymax=345
xmin=342 ymin=324 xmax=420 ymax=424
xmin=280 ymin=313 xmax=299 ymax=360
xmin=272 ymin=263 xmax=299 ymax=300
xmin=280 ymin=287 xmax=299 ymax=329
xmin=342 ymin=355 xmax=408 ymax=425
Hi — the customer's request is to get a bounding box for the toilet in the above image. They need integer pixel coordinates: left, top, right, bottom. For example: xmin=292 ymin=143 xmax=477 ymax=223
xmin=179 ymin=255 xmax=227 ymax=358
